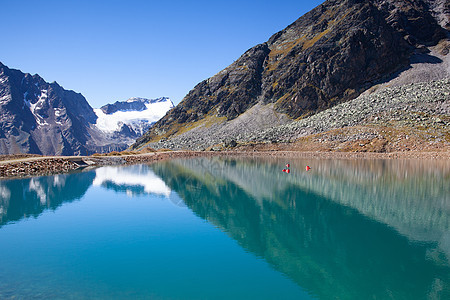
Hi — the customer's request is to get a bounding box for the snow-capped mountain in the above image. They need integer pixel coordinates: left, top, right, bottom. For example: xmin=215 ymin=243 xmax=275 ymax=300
xmin=94 ymin=97 xmax=174 ymax=140
xmin=0 ymin=61 xmax=173 ymax=155
xmin=0 ymin=61 xmax=106 ymax=155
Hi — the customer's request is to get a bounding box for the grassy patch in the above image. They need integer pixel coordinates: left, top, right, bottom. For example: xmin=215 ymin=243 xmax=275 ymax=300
xmin=302 ymin=29 xmax=330 ymax=50
xmin=275 ymin=92 xmax=293 ymax=105
xmin=174 ymin=114 xmax=227 ymax=137
xmin=267 ymin=37 xmax=306 ymax=71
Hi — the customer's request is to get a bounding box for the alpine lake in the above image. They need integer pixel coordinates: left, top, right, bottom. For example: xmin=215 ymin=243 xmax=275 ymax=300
xmin=0 ymin=156 xmax=449 ymax=299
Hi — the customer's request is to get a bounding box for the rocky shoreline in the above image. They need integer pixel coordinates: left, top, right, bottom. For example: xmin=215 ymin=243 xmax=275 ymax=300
xmin=0 ymin=150 xmax=448 ymax=180
xmin=0 ymin=159 xmax=78 ymax=178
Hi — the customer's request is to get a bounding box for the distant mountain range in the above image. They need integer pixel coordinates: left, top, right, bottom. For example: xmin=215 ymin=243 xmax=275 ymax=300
xmin=0 ymin=62 xmax=172 ymax=155
xmin=132 ymin=0 xmax=450 ymax=151
xmin=2 ymin=0 xmax=449 ymax=155
xmin=95 ymin=97 xmax=173 ymax=138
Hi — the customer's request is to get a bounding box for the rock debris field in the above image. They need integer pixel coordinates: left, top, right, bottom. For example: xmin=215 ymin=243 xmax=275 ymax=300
xmin=147 ymin=79 xmax=449 ymax=151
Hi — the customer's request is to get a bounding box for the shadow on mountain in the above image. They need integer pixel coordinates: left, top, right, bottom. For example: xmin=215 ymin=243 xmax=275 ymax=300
xmin=151 ymin=157 xmax=450 ymax=299
xmin=0 ymin=170 xmax=96 ymax=227
xmin=410 ymin=53 xmax=443 ymax=64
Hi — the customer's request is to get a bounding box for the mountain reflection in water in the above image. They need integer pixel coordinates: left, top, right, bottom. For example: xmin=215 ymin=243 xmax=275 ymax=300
xmin=0 ymin=171 xmax=96 ymax=226
xmin=152 ymin=157 xmax=449 ymax=299
xmin=92 ymin=165 xmax=172 ymax=197
xmin=0 ymin=157 xmax=448 ymax=299
xmin=0 ymin=165 xmax=178 ymax=226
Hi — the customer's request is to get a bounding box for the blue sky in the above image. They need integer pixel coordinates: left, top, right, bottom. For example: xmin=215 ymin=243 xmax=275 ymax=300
xmin=2 ymin=0 xmax=324 ymax=107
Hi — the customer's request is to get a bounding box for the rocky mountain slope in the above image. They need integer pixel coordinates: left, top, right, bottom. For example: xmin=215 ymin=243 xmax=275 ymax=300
xmin=0 ymin=62 xmax=106 ymax=155
xmin=0 ymin=62 xmax=171 ymax=155
xmin=133 ymin=79 xmax=449 ymax=151
xmin=132 ymin=0 xmax=450 ymax=152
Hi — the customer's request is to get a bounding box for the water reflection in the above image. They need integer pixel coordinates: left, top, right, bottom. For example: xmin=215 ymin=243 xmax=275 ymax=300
xmin=0 ymin=157 xmax=449 ymax=298
xmin=152 ymin=157 xmax=450 ymax=299
xmin=0 ymin=171 xmax=95 ymax=226
xmin=0 ymin=165 xmax=175 ymax=226
xmin=93 ymin=165 xmax=171 ymax=197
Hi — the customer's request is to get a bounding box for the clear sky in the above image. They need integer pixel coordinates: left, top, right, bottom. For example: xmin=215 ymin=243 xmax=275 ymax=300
xmin=1 ymin=0 xmax=324 ymax=107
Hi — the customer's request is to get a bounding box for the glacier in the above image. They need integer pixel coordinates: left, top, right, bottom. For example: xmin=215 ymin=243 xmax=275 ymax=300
xmin=94 ymin=97 xmax=174 ymax=136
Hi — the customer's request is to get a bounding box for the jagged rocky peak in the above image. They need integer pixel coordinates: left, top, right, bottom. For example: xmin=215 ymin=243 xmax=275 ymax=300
xmin=132 ymin=0 xmax=449 ymax=151
xmin=382 ymin=0 xmax=450 ymax=31
xmin=261 ymin=0 xmax=447 ymax=117
xmin=0 ymin=60 xmax=175 ymax=155
xmin=0 ymin=62 xmax=174 ymax=155
xmin=0 ymin=62 xmax=102 ymax=155
xmin=100 ymin=97 xmax=172 ymax=114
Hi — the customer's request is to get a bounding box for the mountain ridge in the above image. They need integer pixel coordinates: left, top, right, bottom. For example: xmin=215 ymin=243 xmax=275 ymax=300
xmin=132 ymin=0 xmax=449 ymax=151
xmin=99 ymin=97 xmax=172 ymax=114
xmin=0 ymin=62 xmax=172 ymax=155
xmin=0 ymin=61 xmax=100 ymax=155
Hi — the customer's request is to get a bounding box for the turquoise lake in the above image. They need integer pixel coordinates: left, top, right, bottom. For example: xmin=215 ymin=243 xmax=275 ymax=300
xmin=0 ymin=157 xmax=449 ymax=299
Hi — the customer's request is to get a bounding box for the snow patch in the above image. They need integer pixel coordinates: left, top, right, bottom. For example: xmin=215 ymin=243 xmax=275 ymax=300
xmin=26 ymin=89 xmax=50 ymax=127
xmin=0 ymin=76 xmax=7 ymax=84
xmin=93 ymin=166 xmax=171 ymax=197
xmin=39 ymin=89 xmax=48 ymax=99
xmin=29 ymin=89 xmax=47 ymax=114
xmin=36 ymin=118 xmax=49 ymax=127
xmin=0 ymin=95 xmax=11 ymax=103
xmin=54 ymin=108 xmax=66 ymax=125
xmin=54 ymin=107 xmax=64 ymax=117
xmin=126 ymin=97 xmax=147 ymax=103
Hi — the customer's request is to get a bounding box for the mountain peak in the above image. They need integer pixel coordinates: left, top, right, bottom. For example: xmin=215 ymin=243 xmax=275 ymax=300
xmin=132 ymin=0 xmax=449 ymax=151
xmin=0 ymin=62 xmax=172 ymax=155
xmin=0 ymin=62 xmax=100 ymax=155
xmin=94 ymin=96 xmax=174 ymax=139
xmin=100 ymin=96 xmax=172 ymax=114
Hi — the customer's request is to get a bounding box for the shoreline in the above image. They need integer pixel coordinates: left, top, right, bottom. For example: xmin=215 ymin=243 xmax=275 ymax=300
xmin=0 ymin=150 xmax=449 ymax=179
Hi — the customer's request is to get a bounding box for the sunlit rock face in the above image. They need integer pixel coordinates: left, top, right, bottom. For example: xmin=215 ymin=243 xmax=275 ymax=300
xmin=0 ymin=62 xmax=101 ymax=155
xmin=0 ymin=62 xmax=172 ymax=155
xmin=133 ymin=0 xmax=449 ymax=151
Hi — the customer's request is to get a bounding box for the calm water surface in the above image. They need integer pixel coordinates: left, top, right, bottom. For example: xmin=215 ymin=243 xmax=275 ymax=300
xmin=0 ymin=157 xmax=449 ymax=299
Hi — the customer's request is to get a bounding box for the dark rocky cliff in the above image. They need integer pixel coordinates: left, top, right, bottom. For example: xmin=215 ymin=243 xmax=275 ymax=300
xmin=0 ymin=62 xmax=127 ymax=155
xmin=0 ymin=62 xmax=95 ymax=155
xmin=133 ymin=0 xmax=449 ymax=150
